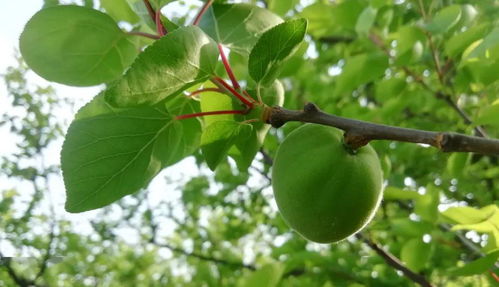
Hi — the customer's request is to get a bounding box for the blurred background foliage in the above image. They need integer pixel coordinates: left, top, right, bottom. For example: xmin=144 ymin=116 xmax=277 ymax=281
xmin=1 ymin=0 xmax=499 ymax=286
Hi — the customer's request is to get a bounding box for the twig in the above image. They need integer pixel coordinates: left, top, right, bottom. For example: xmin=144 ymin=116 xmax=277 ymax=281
xmin=266 ymin=103 xmax=499 ymax=155
xmin=318 ymin=36 xmax=355 ymax=45
xmin=34 ymin=221 xmax=55 ymax=280
xmin=356 ymin=234 xmax=433 ymax=287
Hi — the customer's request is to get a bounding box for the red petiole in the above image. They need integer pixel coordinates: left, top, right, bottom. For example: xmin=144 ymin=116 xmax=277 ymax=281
xmin=143 ymin=0 xmax=167 ymax=36
xmin=192 ymin=0 xmax=214 ymax=25
xmin=155 ymin=10 xmax=167 ymax=36
xmin=175 ymin=110 xmax=246 ymax=120
xmin=127 ymin=31 xmax=160 ymax=40
xmin=218 ymin=44 xmax=240 ymax=90
xmin=213 ymin=77 xmax=253 ymax=108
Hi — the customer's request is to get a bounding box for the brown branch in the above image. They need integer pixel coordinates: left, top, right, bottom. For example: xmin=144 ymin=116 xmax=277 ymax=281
xmin=356 ymin=234 xmax=433 ymax=287
xmin=318 ymin=36 xmax=355 ymax=45
xmin=266 ymin=103 xmax=499 ymax=155
xmin=368 ymin=33 xmax=488 ymax=138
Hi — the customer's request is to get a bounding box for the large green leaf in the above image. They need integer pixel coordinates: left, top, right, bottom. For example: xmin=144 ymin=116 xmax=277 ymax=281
xmin=19 ymin=5 xmax=137 ymax=86
xmin=62 ymin=95 xmax=183 ymax=213
xmin=201 ymin=121 xmax=252 ymax=171
xmin=199 ymin=3 xmax=283 ymax=55
xmin=248 ymin=19 xmax=307 ymax=86
xmin=105 ymin=26 xmax=219 ymax=107
xmin=451 ymin=250 xmax=499 ymax=276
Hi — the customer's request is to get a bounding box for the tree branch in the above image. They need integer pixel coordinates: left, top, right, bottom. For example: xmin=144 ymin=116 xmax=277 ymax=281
xmin=0 ymin=251 xmax=41 ymax=287
xmin=266 ymin=103 xmax=499 ymax=155
xmin=356 ymin=234 xmax=433 ymax=287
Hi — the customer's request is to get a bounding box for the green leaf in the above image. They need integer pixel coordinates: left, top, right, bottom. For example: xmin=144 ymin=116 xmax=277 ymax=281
xmin=267 ymin=0 xmax=299 ymax=16
xmin=355 ymin=6 xmax=377 ymax=35
xmin=415 ymin=185 xmax=439 ymax=223
xmin=446 ymin=153 xmax=470 ymax=178
xmin=425 ymin=5 xmax=462 ymax=34
xmin=199 ymin=3 xmax=283 ymax=55
xmin=248 ymin=19 xmax=307 ymax=85
xmin=451 ymin=250 xmax=499 ymax=276
xmin=391 ymin=219 xmax=433 ymax=238
xmin=201 ymin=121 xmax=252 ymax=171
xmin=165 ymin=96 xmax=203 ymax=164
xmin=476 ymin=102 xmax=499 ymax=127
xmin=200 ymin=86 xmax=238 ymax=128
xmin=383 ymin=187 xmax=422 ymax=201
xmin=442 ymin=205 xmax=498 ymax=225
xmin=401 ymin=239 xmax=433 ymax=272
xmin=444 ymin=24 xmax=490 ymax=58
xmin=241 ymin=263 xmax=284 ymax=287
xmin=333 ymin=52 xmax=388 ymax=97
xmin=19 ymin=5 xmax=138 ymax=86
xmin=62 ymin=96 xmax=182 ymax=213
xmin=105 ymin=26 xmax=219 ymax=107
xmin=101 ymin=0 xmax=139 ymax=24
xmin=463 ymin=27 xmax=499 ymax=61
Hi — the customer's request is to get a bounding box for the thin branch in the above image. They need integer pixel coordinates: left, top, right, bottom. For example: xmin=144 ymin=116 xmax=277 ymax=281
xmin=266 ymin=103 xmax=499 ymax=155
xmin=154 ymin=241 xmax=256 ymax=270
xmin=356 ymin=234 xmax=433 ymax=287
xmin=192 ymin=0 xmax=214 ymax=26
xmin=187 ymin=87 xmax=224 ymax=97
xmin=368 ymin=33 xmax=488 ymax=138
xmin=175 ymin=109 xmax=246 ymax=120
xmin=155 ymin=10 xmax=167 ymax=36
xmin=318 ymin=36 xmax=355 ymax=45
xmin=213 ymin=77 xmax=254 ymax=108
xmin=34 ymin=221 xmax=55 ymax=280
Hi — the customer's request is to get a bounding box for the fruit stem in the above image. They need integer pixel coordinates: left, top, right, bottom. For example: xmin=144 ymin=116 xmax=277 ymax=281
xmin=213 ymin=77 xmax=254 ymax=108
xmin=127 ymin=32 xmax=161 ymax=40
xmin=188 ymin=88 xmax=224 ymax=97
xmin=192 ymin=0 xmax=214 ymax=25
xmin=175 ymin=110 xmax=245 ymax=120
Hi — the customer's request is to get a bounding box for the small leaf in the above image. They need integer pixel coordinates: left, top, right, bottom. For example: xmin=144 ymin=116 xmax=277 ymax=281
xmin=442 ymin=205 xmax=498 ymax=225
xmin=105 ymin=26 xmax=219 ymax=107
xmin=62 ymin=96 xmax=182 ymax=212
xmin=20 ymin=5 xmax=138 ymax=86
xmin=451 ymin=250 xmax=499 ymax=276
xmin=401 ymin=238 xmax=433 ymax=272
xmin=444 ymin=24 xmax=491 ymax=58
xmin=267 ymin=0 xmax=299 ymax=16
xmin=201 ymin=121 xmax=252 ymax=171
xmin=446 ymin=153 xmax=470 ymax=178
xmin=425 ymin=5 xmax=462 ymax=34
xmin=200 ymin=88 xmax=238 ymax=128
xmin=355 ymin=6 xmax=377 ymax=35
xmin=199 ymin=3 xmax=283 ymax=55
xmin=248 ymin=19 xmax=307 ymax=85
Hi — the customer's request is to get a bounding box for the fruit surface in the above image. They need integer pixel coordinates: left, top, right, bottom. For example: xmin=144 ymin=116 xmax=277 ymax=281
xmin=272 ymin=124 xmax=383 ymax=243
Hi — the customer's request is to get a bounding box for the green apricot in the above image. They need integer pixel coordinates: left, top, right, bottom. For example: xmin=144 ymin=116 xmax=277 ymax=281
xmin=272 ymin=124 xmax=383 ymax=243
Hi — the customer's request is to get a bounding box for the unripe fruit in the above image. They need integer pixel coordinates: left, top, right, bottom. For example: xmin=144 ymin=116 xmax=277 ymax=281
xmin=272 ymin=124 xmax=383 ymax=243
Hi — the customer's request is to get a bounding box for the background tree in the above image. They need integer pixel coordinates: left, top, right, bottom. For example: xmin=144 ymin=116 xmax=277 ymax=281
xmin=1 ymin=0 xmax=499 ymax=286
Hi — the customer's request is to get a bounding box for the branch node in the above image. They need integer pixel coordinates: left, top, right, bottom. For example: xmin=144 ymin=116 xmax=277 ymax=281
xmin=304 ymin=102 xmax=320 ymax=113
